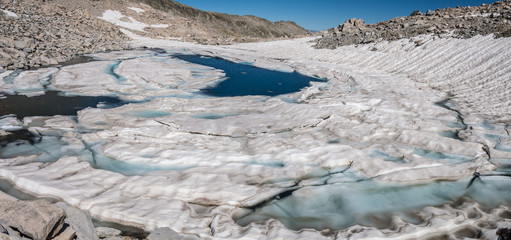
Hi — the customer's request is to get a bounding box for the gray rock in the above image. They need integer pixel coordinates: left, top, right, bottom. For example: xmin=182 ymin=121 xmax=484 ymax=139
xmin=0 ymin=191 xmax=66 ymax=240
xmin=0 ymin=223 xmax=22 ymax=240
xmin=410 ymin=10 xmax=422 ymax=16
xmin=0 ymin=51 xmax=13 ymax=67
xmin=341 ymin=18 xmax=365 ymax=33
xmin=39 ymin=56 xmax=51 ymax=65
xmin=52 ymin=225 xmax=76 ymax=240
xmin=361 ymin=37 xmax=375 ymax=44
xmin=102 ymin=237 xmax=125 ymax=240
xmin=55 ymin=202 xmax=99 ymax=240
xmin=147 ymin=227 xmax=182 ymax=240
xmin=426 ymin=10 xmax=435 ymax=16
xmin=13 ymin=37 xmax=34 ymax=50
xmin=95 ymin=227 xmax=121 ymax=238
xmin=22 ymin=47 xmax=34 ymax=53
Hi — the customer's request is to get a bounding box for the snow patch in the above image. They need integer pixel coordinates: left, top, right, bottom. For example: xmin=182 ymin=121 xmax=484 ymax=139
xmin=455 ymin=12 xmax=500 ymax=18
xmin=150 ymin=24 xmax=170 ymax=28
xmin=127 ymin=7 xmax=145 ymax=14
xmin=99 ymin=10 xmax=168 ymax=32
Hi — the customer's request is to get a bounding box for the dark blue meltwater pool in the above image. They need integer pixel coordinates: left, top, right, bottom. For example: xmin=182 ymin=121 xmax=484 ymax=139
xmin=0 ymin=91 xmax=125 ymax=119
xmin=173 ymin=54 xmax=326 ymax=97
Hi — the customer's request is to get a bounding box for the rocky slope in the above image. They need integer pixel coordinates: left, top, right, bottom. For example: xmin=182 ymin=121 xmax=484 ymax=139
xmin=0 ymin=0 xmax=129 ymax=70
xmin=0 ymin=0 xmax=309 ymax=70
xmin=140 ymin=0 xmax=309 ymax=41
xmin=315 ymin=0 xmax=511 ymax=49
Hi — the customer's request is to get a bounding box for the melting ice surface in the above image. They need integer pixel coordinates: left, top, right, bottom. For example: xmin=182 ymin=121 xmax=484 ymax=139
xmin=1 ymin=48 xmax=511 ymax=238
xmin=237 ymin=172 xmax=511 ymax=231
xmin=173 ymin=54 xmax=326 ymax=97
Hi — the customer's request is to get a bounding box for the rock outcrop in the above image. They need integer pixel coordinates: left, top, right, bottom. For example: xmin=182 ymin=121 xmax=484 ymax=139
xmin=0 ymin=191 xmax=193 ymax=240
xmin=315 ymin=0 xmax=511 ymax=49
xmin=55 ymin=202 xmax=99 ymax=240
xmin=0 ymin=191 xmax=66 ymax=240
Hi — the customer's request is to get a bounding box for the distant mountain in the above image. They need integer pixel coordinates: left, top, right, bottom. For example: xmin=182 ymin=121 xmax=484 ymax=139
xmin=138 ymin=0 xmax=310 ymax=42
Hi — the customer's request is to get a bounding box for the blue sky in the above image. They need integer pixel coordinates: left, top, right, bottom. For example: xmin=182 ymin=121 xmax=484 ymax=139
xmin=175 ymin=0 xmax=499 ymax=31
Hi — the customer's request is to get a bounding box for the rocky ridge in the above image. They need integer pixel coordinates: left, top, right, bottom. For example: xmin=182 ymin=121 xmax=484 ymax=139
xmin=315 ymin=0 xmax=511 ymax=49
xmin=138 ymin=0 xmax=310 ymax=43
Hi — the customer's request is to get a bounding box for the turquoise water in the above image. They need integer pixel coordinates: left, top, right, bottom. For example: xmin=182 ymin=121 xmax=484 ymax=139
xmin=485 ymin=133 xmax=511 ymax=152
xmin=105 ymin=61 xmax=128 ymax=83
xmin=85 ymin=143 xmax=195 ymax=176
xmin=191 ymin=112 xmax=237 ymax=119
xmin=174 ymin=54 xmax=326 ymax=97
xmin=123 ymin=110 xmax=171 ymax=118
xmin=2 ymin=70 xmax=22 ymax=84
xmin=369 ymin=150 xmax=407 ymax=163
xmin=413 ymin=148 xmax=473 ymax=164
xmin=0 ymin=135 xmax=194 ymax=176
xmin=236 ymin=172 xmax=511 ymax=231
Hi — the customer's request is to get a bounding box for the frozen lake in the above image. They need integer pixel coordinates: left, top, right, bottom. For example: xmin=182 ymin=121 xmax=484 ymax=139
xmin=1 ymin=37 xmax=510 ymax=239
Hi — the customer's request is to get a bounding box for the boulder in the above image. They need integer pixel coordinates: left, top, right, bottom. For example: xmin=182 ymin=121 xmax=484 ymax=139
xmin=410 ymin=10 xmax=422 ymax=16
xmin=341 ymin=18 xmax=365 ymax=33
xmin=342 ymin=18 xmax=365 ymax=27
xmin=39 ymin=56 xmax=51 ymax=65
xmin=52 ymin=225 xmax=76 ymax=240
xmin=1 ymin=223 xmax=22 ymax=240
xmin=55 ymin=202 xmax=99 ymax=240
xmin=95 ymin=227 xmax=121 ymax=238
xmin=13 ymin=37 xmax=35 ymax=50
xmin=0 ymin=191 xmax=66 ymax=240
xmin=0 ymin=51 xmax=13 ymax=67
xmin=147 ymin=227 xmax=182 ymax=240
xmin=0 ymin=224 xmax=15 ymax=240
